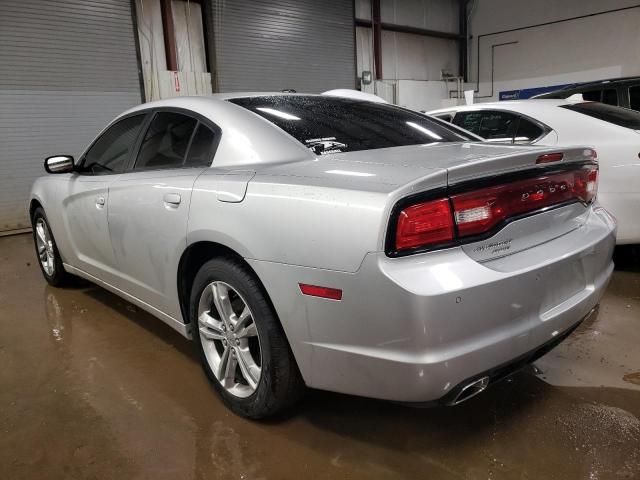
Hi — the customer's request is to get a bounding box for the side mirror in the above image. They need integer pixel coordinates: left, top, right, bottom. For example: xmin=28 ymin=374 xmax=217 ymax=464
xmin=44 ymin=155 xmax=75 ymax=174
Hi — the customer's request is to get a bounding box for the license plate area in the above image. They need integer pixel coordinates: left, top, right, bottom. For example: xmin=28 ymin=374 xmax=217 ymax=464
xmin=539 ymin=258 xmax=586 ymax=314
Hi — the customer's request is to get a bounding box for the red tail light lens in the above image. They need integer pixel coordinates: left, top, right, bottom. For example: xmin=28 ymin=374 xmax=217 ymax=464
xmin=392 ymin=165 xmax=598 ymax=253
xmin=451 ymin=167 xmax=598 ymax=237
xmin=395 ymin=198 xmax=454 ymax=250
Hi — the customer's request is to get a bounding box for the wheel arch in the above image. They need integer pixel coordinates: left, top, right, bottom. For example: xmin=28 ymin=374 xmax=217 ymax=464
xmin=29 ymin=198 xmax=43 ymax=219
xmin=177 ymin=241 xmax=269 ymax=327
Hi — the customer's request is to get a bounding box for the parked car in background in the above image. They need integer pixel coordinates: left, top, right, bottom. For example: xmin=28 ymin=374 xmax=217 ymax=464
xmin=533 ymin=76 xmax=640 ymax=111
xmin=428 ymin=99 xmax=640 ymax=244
xmin=30 ymin=94 xmax=615 ymax=418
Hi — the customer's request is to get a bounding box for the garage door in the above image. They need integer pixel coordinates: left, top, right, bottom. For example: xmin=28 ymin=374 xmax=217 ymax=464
xmin=0 ymin=0 xmax=142 ymax=233
xmin=209 ymin=0 xmax=355 ymax=93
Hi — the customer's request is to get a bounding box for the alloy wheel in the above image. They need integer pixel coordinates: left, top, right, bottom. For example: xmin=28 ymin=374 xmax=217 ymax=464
xmin=197 ymin=281 xmax=262 ymax=398
xmin=35 ymin=218 xmax=55 ymax=276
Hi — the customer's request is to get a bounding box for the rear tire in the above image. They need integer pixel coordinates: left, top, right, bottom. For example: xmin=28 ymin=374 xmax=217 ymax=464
xmin=190 ymin=256 xmax=304 ymax=418
xmin=31 ymin=207 xmax=73 ymax=287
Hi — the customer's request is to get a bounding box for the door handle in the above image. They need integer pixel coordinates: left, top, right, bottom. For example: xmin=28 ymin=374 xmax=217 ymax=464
xmin=163 ymin=193 xmax=181 ymax=206
xmin=95 ymin=196 xmax=106 ymax=207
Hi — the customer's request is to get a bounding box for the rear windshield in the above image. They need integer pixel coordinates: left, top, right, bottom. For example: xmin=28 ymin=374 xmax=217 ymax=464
xmin=561 ymin=102 xmax=640 ymax=129
xmin=229 ymin=95 xmax=467 ymax=154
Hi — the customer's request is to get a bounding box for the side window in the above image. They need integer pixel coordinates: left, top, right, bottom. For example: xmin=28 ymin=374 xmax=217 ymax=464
xmin=185 ymin=124 xmax=217 ymax=167
xmin=630 ymin=86 xmax=640 ymax=111
xmin=514 ymin=117 xmax=544 ymax=143
xmin=602 ymin=89 xmax=618 ymax=106
xmin=81 ymin=114 xmax=146 ymax=175
xmin=452 ymin=112 xmax=483 ymax=135
xmin=581 ymin=89 xmax=601 ymax=102
xmin=135 ymin=112 xmax=197 ymax=170
xmin=477 ymin=111 xmax=518 ymax=141
xmin=452 ymin=111 xmax=517 ymax=142
xmin=434 ymin=113 xmax=454 ymax=122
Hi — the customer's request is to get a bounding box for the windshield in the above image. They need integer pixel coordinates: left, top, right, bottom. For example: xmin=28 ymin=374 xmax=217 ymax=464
xmin=561 ymin=102 xmax=640 ymax=129
xmin=229 ymin=95 xmax=468 ymax=154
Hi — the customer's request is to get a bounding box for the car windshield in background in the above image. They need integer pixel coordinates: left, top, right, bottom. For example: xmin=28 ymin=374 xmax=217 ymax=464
xmin=561 ymin=102 xmax=640 ymax=130
xmin=229 ymin=95 xmax=467 ymax=154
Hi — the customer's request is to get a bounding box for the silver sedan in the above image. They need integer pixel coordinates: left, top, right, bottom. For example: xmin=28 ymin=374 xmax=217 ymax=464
xmin=29 ymin=94 xmax=616 ymax=418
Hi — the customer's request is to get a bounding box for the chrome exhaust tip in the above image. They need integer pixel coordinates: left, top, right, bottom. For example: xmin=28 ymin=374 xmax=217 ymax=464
xmin=451 ymin=376 xmax=490 ymax=405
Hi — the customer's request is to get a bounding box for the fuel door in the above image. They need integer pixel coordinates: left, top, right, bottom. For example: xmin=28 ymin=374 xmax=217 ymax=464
xmin=216 ymin=170 xmax=256 ymax=203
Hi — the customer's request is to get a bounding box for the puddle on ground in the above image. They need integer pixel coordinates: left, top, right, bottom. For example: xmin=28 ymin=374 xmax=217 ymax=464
xmin=623 ymin=372 xmax=640 ymax=386
xmin=2 ymin=234 xmax=640 ymax=480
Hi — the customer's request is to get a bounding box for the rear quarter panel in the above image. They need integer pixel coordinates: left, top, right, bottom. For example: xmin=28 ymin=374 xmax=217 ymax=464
xmin=538 ymin=118 xmax=640 ymax=242
xmin=188 ymin=172 xmax=391 ymax=272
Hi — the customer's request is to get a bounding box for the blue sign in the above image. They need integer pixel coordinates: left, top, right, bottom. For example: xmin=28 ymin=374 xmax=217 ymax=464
xmin=499 ymin=83 xmax=576 ymax=101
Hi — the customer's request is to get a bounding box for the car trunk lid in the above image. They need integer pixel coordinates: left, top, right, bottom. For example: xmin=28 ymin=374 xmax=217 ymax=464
xmin=377 ymin=143 xmax=598 ymax=262
xmin=252 ymin=142 xmax=597 ymax=263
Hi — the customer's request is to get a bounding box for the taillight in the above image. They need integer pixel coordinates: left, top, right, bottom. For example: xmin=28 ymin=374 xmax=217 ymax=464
xmin=584 ymin=168 xmax=598 ymax=201
xmin=395 ymin=198 xmax=455 ymax=250
xmin=391 ymin=165 xmax=598 ymax=254
xmin=451 ymin=167 xmax=598 ymax=237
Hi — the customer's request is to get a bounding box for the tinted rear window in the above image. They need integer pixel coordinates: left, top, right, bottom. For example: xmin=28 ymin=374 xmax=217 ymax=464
xmin=561 ymin=102 xmax=640 ymax=129
xmin=229 ymin=95 xmax=466 ymax=154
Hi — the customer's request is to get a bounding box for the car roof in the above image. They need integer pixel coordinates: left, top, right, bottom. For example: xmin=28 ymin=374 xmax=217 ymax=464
xmin=536 ymin=76 xmax=640 ymax=98
xmin=427 ymin=99 xmax=640 ymax=138
xmin=116 ymin=92 xmax=449 ymax=169
xmin=428 ymin=99 xmax=572 ymax=116
xmin=123 ymin=92 xmax=321 ymax=112
xmin=558 ymin=76 xmax=640 ymax=90
xmin=117 ymin=94 xmax=317 ymax=168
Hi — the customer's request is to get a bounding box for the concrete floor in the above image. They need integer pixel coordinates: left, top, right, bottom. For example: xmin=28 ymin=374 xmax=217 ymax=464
xmin=1 ymin=233 xmax=639 ymax=480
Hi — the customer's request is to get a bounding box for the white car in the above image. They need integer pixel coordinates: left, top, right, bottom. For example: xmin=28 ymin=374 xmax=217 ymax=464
xmin=428 ymin=99 xmax=640 ymax=244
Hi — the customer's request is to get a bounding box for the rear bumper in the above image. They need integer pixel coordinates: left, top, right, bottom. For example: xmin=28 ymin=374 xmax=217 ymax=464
xmin=429 ymin=308 xmax=594 ymax=406
xmin=249 ymin=205 xmax=616 ymax=403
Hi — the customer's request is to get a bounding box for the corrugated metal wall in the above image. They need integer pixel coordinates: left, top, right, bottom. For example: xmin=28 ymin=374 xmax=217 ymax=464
xmin=209 ymin=0 xmax=356 ymax=93
xmin=0 ymin=0 xmax=142 ymax=233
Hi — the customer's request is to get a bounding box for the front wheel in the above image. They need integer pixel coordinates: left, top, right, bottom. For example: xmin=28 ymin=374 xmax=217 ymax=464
xmin=190 ymin=257 xmax=304 ymax=418
xmin=31 ymin=207 xmax=73 ymax=287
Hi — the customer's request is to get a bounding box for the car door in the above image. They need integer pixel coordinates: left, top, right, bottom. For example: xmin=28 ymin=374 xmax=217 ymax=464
xmin=59 ymin=113 xmax=148 ymax=283
xmin=107 ymin=110 xmax=220 ymax=319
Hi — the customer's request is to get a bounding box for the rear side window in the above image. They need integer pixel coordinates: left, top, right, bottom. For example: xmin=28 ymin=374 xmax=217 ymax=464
xmin=135 ymin=112 xmax=197 ymax=170
xmin=602 ymin=89 xmax=618 ymax=105
xmin=185 ymin=124 xmax=217 ymax=167
xmin=82 ymin=114 xmax=146 ymax=175
xmin=514 ymin=117 xmax=544 ymax=142
xmin=452 ymin=111 xmax=517 ymax=142
xmin=452 ymin=111 xmax=482 ymax=134
xmin=581 ymin=90 xmax=602 ymax=102
xmin=561 ymin=102 xmax=640 ymax=129
xmin=428 ymin=115 xmax=482 ymax=141
xmin=433 ymin=112 xmax=454 ymax=122
xmin=580 ymin=88 xmax=617 ymax=105
xmin=229 ymin=95 xmax=465 ymax=154
xmin=629 ymin=86 xmax=640 ymax=111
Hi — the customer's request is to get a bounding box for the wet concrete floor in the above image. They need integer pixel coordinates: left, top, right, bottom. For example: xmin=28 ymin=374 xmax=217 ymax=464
xmin=1 ymin=233 xmax=639 ymax=479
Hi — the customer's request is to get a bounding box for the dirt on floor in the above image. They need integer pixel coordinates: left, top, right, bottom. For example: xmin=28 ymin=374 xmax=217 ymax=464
xmin=1 ymin=234 xmax=639 ymax=480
